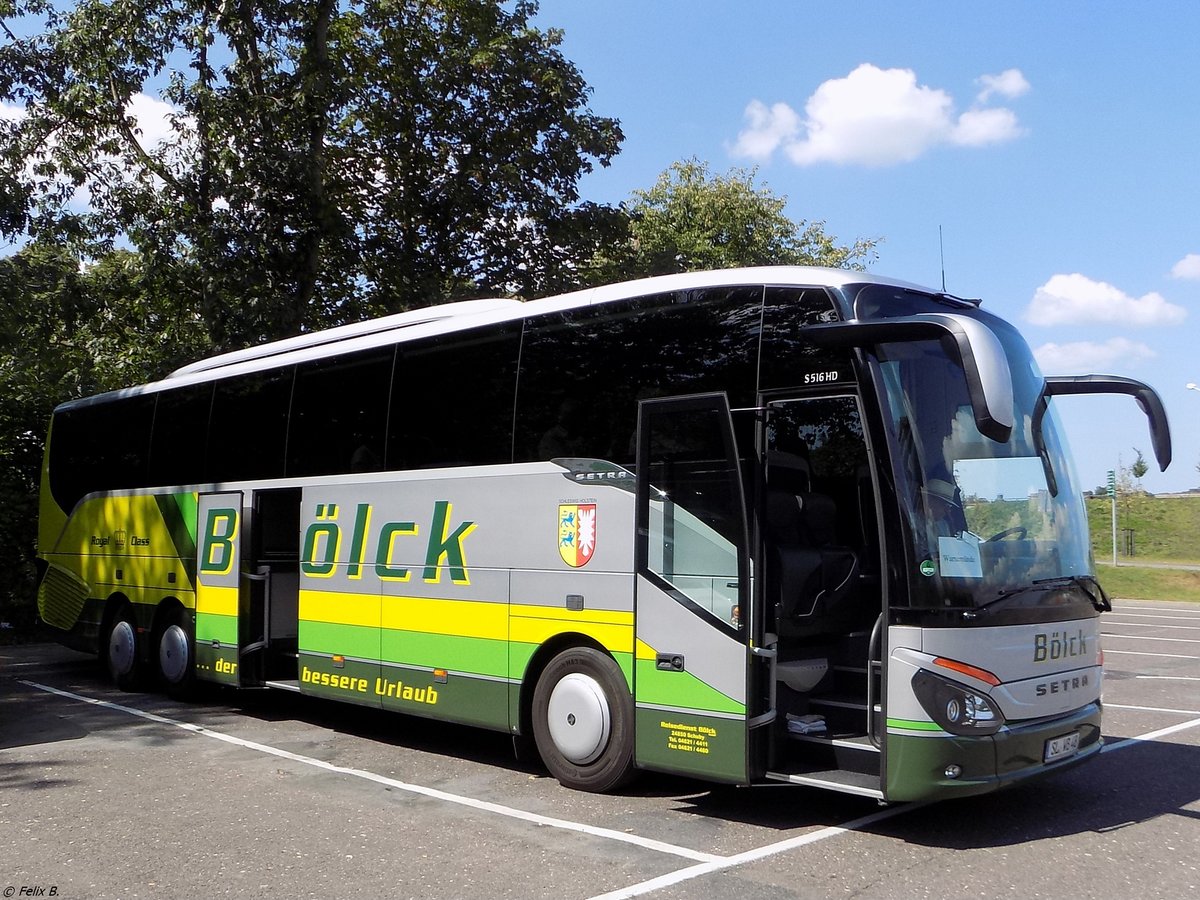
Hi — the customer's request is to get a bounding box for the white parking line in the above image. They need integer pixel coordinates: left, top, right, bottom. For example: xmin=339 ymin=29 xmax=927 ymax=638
xmin=1100 ymin=634 xmax=1200 ymax=644
xmin=586 ymin=803 xmax=926 ymax=900
xmin=1107 ymin=613 xmax=1200 ymax=622
xmin=20 ymin=680 xmax=720 ymax=865
xmin=1101 ymin=716 xmax=1200 ymax=754
xmin=1136 ymin=675 xmax=1200 ymax=681
xmin=22 ymin=677 xmax=1200 ymax=900
xmin=1106 ymin=703 xmax=1200 ymax=716
xmin=1103 ymin=649 xmax=1200 ymax=660
xmin=1101 ymin=621 xmax=1200 ymax=631
xmin=588 ymin=716 xmax=1200 ymax=899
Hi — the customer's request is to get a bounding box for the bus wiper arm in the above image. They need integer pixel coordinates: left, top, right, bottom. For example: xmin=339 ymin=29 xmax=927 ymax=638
xmin=1035 ymin=574 xmax=1111 ymax=612
xmin=965 ymin=575 xmax=1110 ymax=618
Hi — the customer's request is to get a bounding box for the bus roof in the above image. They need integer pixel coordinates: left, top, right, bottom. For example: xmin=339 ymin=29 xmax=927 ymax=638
xmin=63 ymin=266 xmax=938 ymax=410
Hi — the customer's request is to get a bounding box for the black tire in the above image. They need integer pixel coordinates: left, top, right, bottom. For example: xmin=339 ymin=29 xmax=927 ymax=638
xmin=154 ymin=607 xmax=196 ymax=698
xmin=532 ymin=647 xmax=635 ymax=792
xmin=103 ymin=604 xmax=144 ymax=692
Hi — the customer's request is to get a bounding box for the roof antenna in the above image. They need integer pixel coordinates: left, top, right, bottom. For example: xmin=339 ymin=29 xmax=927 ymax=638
xmin=939 ymin=225 xmax=947 ymax=292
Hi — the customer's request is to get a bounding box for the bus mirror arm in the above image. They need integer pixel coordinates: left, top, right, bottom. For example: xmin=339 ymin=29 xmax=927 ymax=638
xmin=806 ymin=315 xmax=1014 ymax=443
xmin=1041 ymin=375 xmax=1172 ymax=471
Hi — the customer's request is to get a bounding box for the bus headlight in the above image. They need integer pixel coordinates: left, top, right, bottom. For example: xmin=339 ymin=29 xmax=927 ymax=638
xmin=912 ymin=670 xmax=1004 ymax=736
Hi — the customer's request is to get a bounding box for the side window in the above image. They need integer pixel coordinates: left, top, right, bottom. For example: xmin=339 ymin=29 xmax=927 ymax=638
xmin=207 ymin=369 xmax=295 ymax=482
xmin=638 ymin=396 xmax=748 ymax=635
xmin=759 ymin=286 xmax=852 ymax=391
xmin=49 ymin=394 xmax=156 ymax=509
xmin=387 ymin=323 xmax=520 ymax=469
xmin=289 ymin=348 xmax=394 ymax=477
xmin=515 ymin=287 xmax=762 ymax=465
xmin=148 ymin=383 xmax=213 ymax=487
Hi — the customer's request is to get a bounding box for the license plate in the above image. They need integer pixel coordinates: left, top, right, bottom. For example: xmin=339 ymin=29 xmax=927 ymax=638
xmin=1044 ymin=730 xmax=1080 ymax=763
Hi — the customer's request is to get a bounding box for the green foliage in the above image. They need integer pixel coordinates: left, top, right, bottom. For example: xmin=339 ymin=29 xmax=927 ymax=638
xmin=0 ymin=242 xmax=208 ymax=611
xmin=1086 ymin=494 xmax=1200 ymax=563
xmin=0 ymin=0 xmax=623 ymax=348
xmin=1095 ymin=564 xmax=1200 ymax=603
xmin=590 ymin=159 xmax=878 ymax=281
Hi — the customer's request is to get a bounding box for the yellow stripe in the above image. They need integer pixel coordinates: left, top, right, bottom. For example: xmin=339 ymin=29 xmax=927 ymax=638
xmin=382 ymin=594 xmax=507 ymax=640
xmin=298 ymin=589 xmax=634 ymax=653
xmin=509 ymin=603 xmax=632 ymax=626
xmin=635 ymin=638 xmax=659 ymax=660
xmin=197 ymin=584 xmax=238 ymax=618
xmin=299 ymin=589 xmax=379 ymax=628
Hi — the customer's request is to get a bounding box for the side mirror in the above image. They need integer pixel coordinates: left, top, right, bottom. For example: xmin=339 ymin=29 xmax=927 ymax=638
xmin=806 ymin=314 xmax=1014 ymax=443
xmin=1040 ymin=375 xmax=1172 ymax=471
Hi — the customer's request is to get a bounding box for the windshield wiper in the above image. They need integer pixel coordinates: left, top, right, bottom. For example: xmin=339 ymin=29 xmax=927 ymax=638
xmin=963 ymin=575 xmax=1111 ymax=618
xmin=1043 ymin=575 xmax=1111 ymax=612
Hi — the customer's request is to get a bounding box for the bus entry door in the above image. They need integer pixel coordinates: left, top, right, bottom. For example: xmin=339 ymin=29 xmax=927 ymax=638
xmin=195 ymin=491 xmax=244 ymax=686
xmin=633 ymin=394 xmax=753 ymax=783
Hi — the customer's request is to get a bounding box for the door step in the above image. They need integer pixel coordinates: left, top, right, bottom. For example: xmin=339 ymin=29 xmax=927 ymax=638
xmin=764 ymin=767 xmax=884 ymax=800
xmin=788 ymin=733 xmax=879 ymax=752
xmin=786 ymin=732 xmax=880 ymax=774
xmin=810 ymin=696 xmax=867 ymax=711
xmin=264 ymin=679 xmax=301 ymax=693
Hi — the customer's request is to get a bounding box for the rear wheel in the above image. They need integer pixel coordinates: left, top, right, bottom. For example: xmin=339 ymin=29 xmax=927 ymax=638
xmin=104 ymin=604 xmax=143 ymax=691
xmin=532 ymin=647 xmax=634 ymax=792
xmin=156 ymin=608 xmax=196 ymax=697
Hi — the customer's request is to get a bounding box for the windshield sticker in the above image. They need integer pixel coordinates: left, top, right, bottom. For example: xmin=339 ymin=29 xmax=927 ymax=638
xmin=938 ymin=532 xmax=984 ymax=578
xmin=919 ymin=559 xmax=937 ymax=577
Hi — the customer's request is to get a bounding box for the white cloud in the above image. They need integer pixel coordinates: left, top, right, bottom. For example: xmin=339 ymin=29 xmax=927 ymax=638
xmin=1170 ymin=253 xmax=1200 ymax=280
xmin=1 ymin=102 xmax=23 ymax=123
xmin=976 ymin=69 xmax=1031 ymax=103
xmin=728 ymin=100 xmax=800 ymax=161
xmin=950 ymin=107 xmax=1023 ymax=147
xmin=1033 ymin=338 xmax=1156 ymax=374
xmin=125 ymin=92 xmax=180 ymax=149
xmin=1026 ymin=273 xmax=1187 ymax=327
xmin=731 ymin=64 xmax=1027 ymax=168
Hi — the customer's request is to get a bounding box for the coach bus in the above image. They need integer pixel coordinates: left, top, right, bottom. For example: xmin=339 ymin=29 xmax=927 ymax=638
xmin=35 ymin=267 xmax=1172 ymax=801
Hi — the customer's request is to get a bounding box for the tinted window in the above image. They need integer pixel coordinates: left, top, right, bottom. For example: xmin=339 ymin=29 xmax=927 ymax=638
xmin=387 ymin=324 xmax=520 ymax=469
xmin=148 ymin=383 xmax=213 ymax=487
xmin=515 ymin=287 xmax=763 ymax=464
xmin=758 ymin=286 xmax=851 ymax=390
xmin=49 ymin=393 xmax=156 ymax=510
xmin=207 ymin=369 xmax=295 ymax=482
xmin=289 ymin=348 xmax=394 ymax=477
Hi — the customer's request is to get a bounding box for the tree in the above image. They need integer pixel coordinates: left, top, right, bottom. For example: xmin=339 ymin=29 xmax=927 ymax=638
xmin=1131 ymin=447 xmax=1149 ymax=489
xmin=0 ymin=242 xmax=206 ymax=619
xmin=588 ymin=159 xmax=878 ymax=282
xmin=0 ymin=0 xmax=623 ymax=349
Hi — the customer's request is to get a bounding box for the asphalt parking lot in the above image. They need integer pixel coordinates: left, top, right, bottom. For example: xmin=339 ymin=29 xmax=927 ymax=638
xmin=2 ymin=597 xmax=1198 ymax=900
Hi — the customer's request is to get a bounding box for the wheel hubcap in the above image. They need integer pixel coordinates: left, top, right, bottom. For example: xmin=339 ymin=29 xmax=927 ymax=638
xmin=108 ymin=619 xmax=136 ymax=677
xmin=159 ymin=624 xmax=189 ymax=684
xmin=546 ymin=673 xmax=610 ymax=765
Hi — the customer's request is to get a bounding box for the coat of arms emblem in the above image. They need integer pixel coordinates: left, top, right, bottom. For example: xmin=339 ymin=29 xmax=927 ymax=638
xmin=558 ymin=503 xmax=597 ymax=567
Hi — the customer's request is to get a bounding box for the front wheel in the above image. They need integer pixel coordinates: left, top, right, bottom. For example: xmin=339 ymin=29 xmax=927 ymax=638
xmin=532 ymin=647 xmax=634 ymax=792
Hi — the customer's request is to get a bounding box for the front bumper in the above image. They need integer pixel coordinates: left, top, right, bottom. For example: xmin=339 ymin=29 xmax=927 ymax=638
xmin=885 ymin=701 xmax=1102 ymax=802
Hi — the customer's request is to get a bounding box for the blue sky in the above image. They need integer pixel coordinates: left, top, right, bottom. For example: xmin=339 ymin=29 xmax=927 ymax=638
xmin=534 ymin=1 xmax=1200 ymax=494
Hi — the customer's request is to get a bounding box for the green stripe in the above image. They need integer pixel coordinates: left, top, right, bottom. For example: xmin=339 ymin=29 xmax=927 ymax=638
xmin=299 ymin=620 xmax=509 ymax=678
xmin=634 ymin=658 xmax=745 ymax=715
xmin=156 ymin=492 xmax=198 ymax=587
xmin=887 ymin=717 xmax=946 ymax=733
xmin=382 ymin=629 xmax=508 ymax=677
xmin=196 ymin=611 xmax=237 ymax=645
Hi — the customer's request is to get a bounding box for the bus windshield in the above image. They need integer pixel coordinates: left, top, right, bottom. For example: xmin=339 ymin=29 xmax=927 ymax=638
xmin=859 ymin=289 xmax=1092 ymax=611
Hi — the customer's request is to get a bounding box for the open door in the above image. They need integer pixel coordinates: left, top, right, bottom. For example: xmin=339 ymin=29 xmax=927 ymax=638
xmin=195 ymin=491 xmax=244 ymax=686
xmin=633 ymin=393 xmax=754 ymax=783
